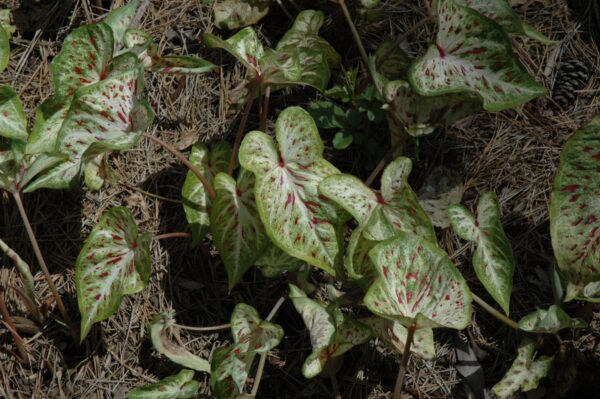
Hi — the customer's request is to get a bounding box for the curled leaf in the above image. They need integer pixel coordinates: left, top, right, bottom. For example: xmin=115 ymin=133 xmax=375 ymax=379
xmin=518 ymin=305 xmax=587 ymax=333
xmin=127 ymin=369 xmax=199 ymax=399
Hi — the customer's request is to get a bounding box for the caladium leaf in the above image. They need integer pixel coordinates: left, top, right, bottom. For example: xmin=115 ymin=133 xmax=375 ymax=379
xmin=448 ymin=192 xmax=515 ymax=315
xmin=182 ymin=141 xmax=231 ymax=245
xmin=320 ymin=157 xmax=436 ymax=285
xmin=491 ymin=339 xmax=552 ymax=399
xmin=0 ymin=86 xmax=28 ymax=142
xmin=409 ymin=0 xmax=546 ymax=112
xmin=260 ymin=47 xmax=331 ymax=92
xmin=76 ymin=207 xmax=152 ymax=341
xmin=149 ymin=313 xmax=211 ymax=372
xmin=550 ymin=116 xmax=600 ymax=302
xmin=0 ymin=10 xmax=14 ymax=74
xmin=127 ymin=369 xmax=199 ymax=399
xmin=418 ymin=166 xmax=463 ymax=228
xmin=362 ymin=317 xmax=435 ymax=359
xmin=518 ymin=305 xmax=587 ymax=333
xmin=203 ymin=27 xmax=264 ymax=74
xmin=150 ymin=56 xmax=216 ymax=74
xmin=365 ymin=232 xmax=472 ymax=329
xmin=103 ymin=0 xmax=138 ymax=45
xmin=211 ymin=169 xmax=269 ymax=290
xmin=289 ymin=284 xmax=336 ymax=351
xmin=239 ymin=107 xmax=347 ymax=276
xmin=255 ymin=245 xmax=304 ymax=278
xmin=213 ymin=0 xmax=270 ymax=30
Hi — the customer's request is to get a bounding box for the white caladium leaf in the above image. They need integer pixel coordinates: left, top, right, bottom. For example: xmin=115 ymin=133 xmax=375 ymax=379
xmin=256 ymin=245 xmax=304 ymax=278
xmin=289 ymin=284 xmax=336 ymax=350
xmin=182 ymin=141 xmax=231 ymax=245
xmin=127 ymin=369 xmax=199 ymax=399
xmin=213 ymin=0 xmax=270 ymax=30
xmin=0 ymin=86 xmax=28 ymax=142
xmin=203 ymin=27 xmax=264 ymax=74
xmin=149 ymin=313 xmax=211 ymax=372
xmin=211 ymin=169 xmax=269 ymax=290
xmin=550 ymin=116 xmax=600 ymax=302
xmin=103 ymin=0 xmax=138 ymax=45
xmin=365 ymin=232 xmax=472 ymax=329
xmin=409 ymin=0 xmax=546 ymax=112
xmin=239 ymin=107 xmax=347 ymax=276
xmin=448 ymin=192 xmax=515 ymax=315
xmin=492 ymin=339 xmax=552 ymax=399
xmin=362 ymin=317 xmax=435 ymax=359
xmin=418 ymin=166 xmax=463 ymax=228
xmin=320 ymin=157 xmax=436 ymax=284
xmin=76 ymin=207 xmax=152 ymax=340
xmin=518 ymin=305 xmax=587 ymax=333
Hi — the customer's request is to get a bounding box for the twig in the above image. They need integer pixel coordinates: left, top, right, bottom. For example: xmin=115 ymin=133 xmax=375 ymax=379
xmin=337 ymin=0 xmax=370 ymax=68
xmin=472 ymin=293 xmax=519 ymax=330
xmin=394 ymin=321 xmax=416 ymax=398
xmin=275 ymin=0 xmax=294 ymax=22
xmin=260 ymin=86 xmax=271 ymax=132
xmin=0 ymin=288 xmax=28 ymax=363
xmin=228 ymin=94 xmax=256 ymax=176
xmin=173 ymin=322 xmax=231 ymax=332
xmin=143 ymin=133 xmax=217 ymax=199
xmin=153 ymin=232 xmax=192 ymax=241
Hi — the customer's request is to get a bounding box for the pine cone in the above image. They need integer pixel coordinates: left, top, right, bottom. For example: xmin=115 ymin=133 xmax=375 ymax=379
xmin=552 ymin=60 xmax=588 ymax=108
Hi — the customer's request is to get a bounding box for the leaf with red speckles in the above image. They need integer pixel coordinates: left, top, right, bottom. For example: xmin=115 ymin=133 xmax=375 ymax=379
xmin=182 ymin=141 xmax=231 ymax=246
xmin=0 ymin=86 xmax=28 ymax=142
xmin=409 ymin=0 xmax=546 ymax=112
xmin=103 ymin=0 xmax=138 ymax=45
xmin=551 ymin=116 xmax=600 ymax=301
xmin=319 ymin=157 xmax=436 ymax=286
xmin=239 ymin=107 xmax=348 ymax=276
xmin=289 ymin=284 xmax=371 ymax=378
xmin=203 ymin=27 xmax=264 ymax=75
xmin=492 ymin=339 xmax=552 ymax=399
xmin=448 ymin=192 xmax=515 ymax=315
xmin=213 ymin=0 xmax=270 ymax=30
xmin=212 ymin=304 xmax=283 ymax=393
xmin=364 ymin=232 xmax=472 ymax=329
xmin=518 ymin=305 xmax=586 ymax=333
xmin=255 ymin=245 xmax=304 ymax=278
xmin=127 ymin=369 xmax=199 ymax=399
xmin=362 ymin=317 xmax=435 ymax=359
xmin=75 ymin=207 xmax=152 ymax=341
xmin=149 ymin=313 xmax=211 ymax=372
xmin=210 ymin=169 xmax=270 ymax=290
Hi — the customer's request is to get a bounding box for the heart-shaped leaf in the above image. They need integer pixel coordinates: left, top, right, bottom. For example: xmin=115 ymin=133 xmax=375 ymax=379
xmin=550 ymin=116 xmax=600 ymax=301
xmin=239 ymin=107 xmax=347 ymax=276
xmin=448 ymin=192 xmax=515 ymax=315
xmin=364 ymin=232 xmax=472 ymax=329
xmin=256 ymin=245 xmax=304 ymax=278
xmin=213 ymin=0 xmax=270 ymax=30
xmin=211 ymin=169 xmax=270 ymax=290
xmin=103 ymin=0 xmax=138 ymax=45
xmin=76 ymin=207 xmax=152 ymax=341
xmin=127 ymin=369 xmax=199 ymax=399
xmin=203 ymin=27 xmax=264 ymax=74
xmin=518 ymin=305 xmax=587 ymax=333
xmin=492 ymin=339 xmax=552 ymax=399
xmin=0 ymin=86 xmax=28 ymax=142
xmin=362 ymin=317 xmax=435 ymax=359
xmin=149 ymin=313 xmax=211 ymax=372
xmin=182 ymin=141 xmax=231 ymax=245
xmin=409 ymin=0 xmax=546 ymax=112
xmin=320 ymin=157 xmax=436 ymax=285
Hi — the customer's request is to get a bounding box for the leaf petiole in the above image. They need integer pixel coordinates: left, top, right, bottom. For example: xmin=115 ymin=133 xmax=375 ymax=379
xmin=394 ymin=320 xmax=417 ymax=398
xmin=472 ymin=293 xmax=519 ymax=330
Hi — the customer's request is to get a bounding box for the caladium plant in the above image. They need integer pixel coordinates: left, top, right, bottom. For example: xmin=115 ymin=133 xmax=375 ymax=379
xmin=550 ymin=115 xmax=600 ymax=301
xmin=448 ymin=192 xmax=515 ymax=315
xmin=518 ymin=305 xmax=586 ymax=333
xmin=127 ymin=369 xmax=200 ymax=399
xmin=75 ymin=206 xmax=152 ymax=340
xmin=288 ymin=284 xmax=371 ymax=378
xmin=0 ymin=9 xmax=15 ymax=74
xmin=213 ymin=0 xmax=270 ymax=30
xmin=362 ymin=317 xmax=435 ymax=359
xmin=410 ymin=0 xmax=546 ymax=112
xmin=255 ymin=245 xmax=304 ymax=278
xmin=239 ymin=106 xmax=349 ymax=276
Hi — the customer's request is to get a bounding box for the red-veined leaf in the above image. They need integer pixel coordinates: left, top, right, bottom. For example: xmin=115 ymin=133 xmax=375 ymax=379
xmin=127 ymin=369 xmax=200 ymax=399
xmin=203 ymin=27 xmax=264 ymax=75
xmin=103 ymin=0 xmax=138 ymax=45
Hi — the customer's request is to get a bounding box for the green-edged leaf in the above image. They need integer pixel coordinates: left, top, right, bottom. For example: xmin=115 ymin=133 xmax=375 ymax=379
xmin=260 ymin=47 xmax=332 ymax=92
xmin=492 ymin=339 xmax=552 ymax=399
xmin=182 ymin=141 xmax=231 ymax=245
xmin=409 ymin=0 xmax=546 ymax=112
xmin=239 ymin=107 xmax=347 ymax=276
xmin=289 ymin=283 xmax=336 ymax=350
xmin=448 ymin=192 xmax=515 ymax=315
xmin=211 ymin=346 xmax=242 ymax=399
xmin=0 ymin=86 xmax=28 ymax=141
xmin=211 ymin=169 xmax=269 ymax=290
xmin=365 ymin=232 xmax=472 ymax=329
xmin=320 ymin=157 xmax=436 ymax=285
xmin=550 ymin=116 xmax=600 ymax=301
xmin=150 ymin=55 xmax=216 ymax=74
xmin=104 ymin=0 xmax=138 ymax=44
xmin=213 ymin=0 xmax=270 ymax=30
xmin=256 ymin=245 xmax=304 ymax=278
xmin=76 ymin=207 xmax=152 ymax=341
xmin=363 ymin=317 xmax=435 ymax=359
xmin=127 ymin=369 xmax=199 ymax=399
xmin=149 ymin=313 xmax=211 ymax=372
xmin=83 ymin=154 xmax=106 ymax=191
xmin=518 ymin=305 xmax=587 ymax=333
xmin=203 ymin=27 xmax=264 ymax=74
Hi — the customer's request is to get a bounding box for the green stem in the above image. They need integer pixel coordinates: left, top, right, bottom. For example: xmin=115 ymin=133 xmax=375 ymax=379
xmin=173 ymin=322 xmax=231 ymax=332
xmin=337 ymin=0 xmax=370 ymax=68
xmin=153 ymin=232 xmax=192 ymax=241
xmin=472 ymin=293 xmax=519 ymax=330
xmin=259 ymin=86 xmax=271 ymax=132
xmin=394 ymin=320 xmax=416 ymax=398
xmin=365 ymin=139 xmax=404 ymax=186
xmin=0 ymin=238 xmax=36 ymax=305
xmin=228 ymin=93 xmax=256 ymax=176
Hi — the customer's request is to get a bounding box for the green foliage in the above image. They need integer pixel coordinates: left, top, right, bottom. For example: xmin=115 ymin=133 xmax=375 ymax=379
xmin=127 ymin=369 xmax=200 ymax=399
xmin=518 ymin=305 xmax=587 ymax=333
xmin=0 ymin=9 xmax=15 ymax=74
xmin=363 ymin=317 xmax=435 ymax=359
xmin=214 ymin=0 xmax=271 ymax=30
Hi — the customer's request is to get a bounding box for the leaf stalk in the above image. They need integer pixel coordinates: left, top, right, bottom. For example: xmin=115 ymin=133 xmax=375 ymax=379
xmin=472 ymin=293 xmax=519 ymax=330
xmin=394 ymin=320 xmax=416 ymax=398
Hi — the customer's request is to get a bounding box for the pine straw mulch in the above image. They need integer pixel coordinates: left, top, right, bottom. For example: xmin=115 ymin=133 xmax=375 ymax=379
xmin=1 ymin=0 xmax=600 ymax=398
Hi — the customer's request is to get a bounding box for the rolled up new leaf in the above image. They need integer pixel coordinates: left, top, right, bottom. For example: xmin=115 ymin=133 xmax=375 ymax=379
xmin=518 ymin=305 xmax=587 ymax=333
xmin=126 ymin=369 xmax=200 ymax=399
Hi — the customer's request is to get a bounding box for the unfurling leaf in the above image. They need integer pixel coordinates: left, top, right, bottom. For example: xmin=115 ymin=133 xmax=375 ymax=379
xmin=492 ymin=339 xmax=552 ymax=399
xmin=239 ymin=107 xmax=348 ymax=276
xmin=448 ymin=192 xmax=515 ymax=315
xmin=76 ymin=207 xmax=152 ymax=341
xmin=320 ymin=157 xmax=435 ymax=286
xmin=0 ymin=86 xmax=28 ymax=142
xmin=210 ymin=169 xmax=269 ymax=290
xmin=410 ymin=0 xmax=546 ymax=112
xmin=255 ymin=245 xmax=304 ymax=278
xmin=149 ymin=313 xmax=211 ymax=372
xmin=289 ymin=284 xmax=371 ymax=378
xmin=363 ymin=317 xmax=435 ymax=359
xmin=518 ymin=305 xmax=587 ymax=333
xmin=213 ymin=0 xmax=270 ymax=30
xmin=550 ymin=116 xmax=600 ymax=301
xmin=127 ymin=369 xmax=200 ymax=399
xmin=364 ymin=232 xmax=472 ymax=329
xmin=182 ymin=141 xmax=231 ymax=245
xmin=418 ymin=166 xmax=463 ymax=228
xmin=103 ymin=0 xmax=138 ymax=44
